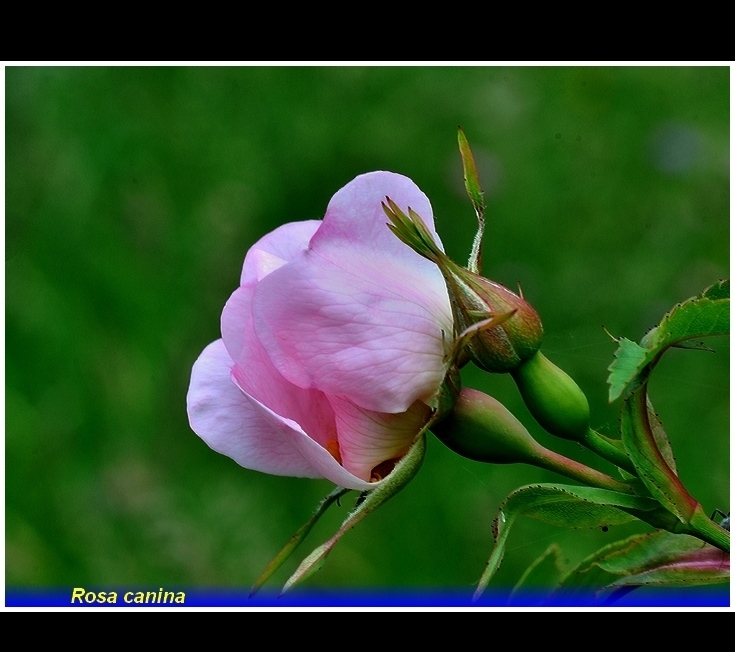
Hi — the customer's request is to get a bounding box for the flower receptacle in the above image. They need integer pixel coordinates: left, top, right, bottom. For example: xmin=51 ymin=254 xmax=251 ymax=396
xmin=444 ymin=263 xmax=544 ymax=374
xmin=431 ymin=388 xmax=547 ymax=465
xmin=430 ymin=387 xmax=629 ymax=494
xmin=511 ymin=351 xmax=590 ymax=441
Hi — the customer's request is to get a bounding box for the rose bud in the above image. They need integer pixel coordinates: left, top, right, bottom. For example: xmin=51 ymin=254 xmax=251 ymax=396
xmin=431 ymin=388 xmax=545 ymax=465
xmin=383 ymin=200 xmax=543 ymax=374
xmin=432 ymin=388 xmax=629 ymax=494
xmin=511 ymin=351 xmax=591 ymax=441
xmin=441 ymin=261 xmax=543 ymax=373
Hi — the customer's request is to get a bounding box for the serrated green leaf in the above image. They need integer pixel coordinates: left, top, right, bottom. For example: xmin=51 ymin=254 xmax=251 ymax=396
xmin=702 ymin=278 xmax=729 ymax=301
xmin=557 ymin=534 xmax=646 ymax=594
xmin=607 ymin=338 xmax=648 ymax=402
xmin=608 ymin=281 xmax=729 ymax=402
xmin=504 ymin=485 xmax=655 ymax=527
xmin=648 ymin=296 xmax=729 ymax=350
xmin=608 ymin=545 xmax=729 ymax=588
xmin=473 ymin=484 xmax=658 ymax=600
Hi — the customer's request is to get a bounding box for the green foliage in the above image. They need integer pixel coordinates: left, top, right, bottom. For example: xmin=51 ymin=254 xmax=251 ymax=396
xmin=250 ymin=486 xmax=349 ymax=595
xmin=607 ymin=339 xmax=648 ymax=403
xmin=556 ymin=530 xmax=729 ymax=602
xmin=474 ymin=484 xmax=659 ymax=599
xmin=613 ymin=281 xmax=730 ymax=528
xmin=509 ymin=545 xmax=566 ymax=604
xmin=457 ymin=126 xmax=485 ymax=274
xmin=608 ymin=280 xmax=730 ymax=402
xmin=621 ymin=387 xmax=694 ymax=522
xmin=475 ymin=276 xmax=731 ymax=599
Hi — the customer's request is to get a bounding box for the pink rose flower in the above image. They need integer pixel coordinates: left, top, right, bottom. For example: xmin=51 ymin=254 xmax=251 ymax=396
xmin=187 ymin=171 xmax=453 ymax=490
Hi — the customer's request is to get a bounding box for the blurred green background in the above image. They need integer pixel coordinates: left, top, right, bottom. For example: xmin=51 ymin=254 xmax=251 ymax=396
xmin=5 ymin=65 xmax=729 ymax=598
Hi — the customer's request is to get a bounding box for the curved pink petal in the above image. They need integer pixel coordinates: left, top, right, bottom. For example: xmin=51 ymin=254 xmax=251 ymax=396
xmin=328 ymin=396 xmax=431 ymax=481
xmin=310 ymin=171 xmax=439 ymax=261
xmin=189 ymin=171 xmax=452 ymax=488
xmin=253 ymin=172 xmax=453 ymax=414
xmin=218 ymin=283 xmax=428 ymax=485
xmin=222 ymin=284 xmax=338 ymax=452
xmin=188 ymin=340 xmax=380 ymax=491
xmin=241 ymin=220 xmax=321 ymax=284
xmin=244 ymin=395 xmax=380 ymax=491
xmin=187 ymin=339 xmax=324 ymax=479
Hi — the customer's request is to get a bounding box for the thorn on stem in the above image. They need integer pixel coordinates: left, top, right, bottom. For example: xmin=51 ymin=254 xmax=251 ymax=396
xmin=602 ymin=325 xmax=619 ymax=343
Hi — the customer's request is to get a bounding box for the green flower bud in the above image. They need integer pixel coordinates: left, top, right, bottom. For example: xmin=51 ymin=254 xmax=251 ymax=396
xmin=382 ymin=200 xmax=543 ymax=374
xmin=431 ymin=388 xmax=548 ymax=465
xmin=443 ymin=263 xmax=544 ymax=373
xmin=433 ymin=388 xmax=632 ymax=495
xmin=511 ymin=351 xmax=590 ymax=441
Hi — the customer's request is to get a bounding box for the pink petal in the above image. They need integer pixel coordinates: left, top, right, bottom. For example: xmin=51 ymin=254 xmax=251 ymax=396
xmin=311 ymin=171 xmax=440 ymax=262
xmin=253 ymin=172 xmax=452 ymax=414
xmin=328 ymin=396 xmax=431 ymax=481
xmin=187 ymin=340 xmax=320 ymax=478
xmin=243 ymin=395 xmax=381 ymax=491
xmin=187 ymin=339 xmax=377 ymax=490
xmin=221 ymin=284 xmax=338 ymax=452
xmin=221 ymin=286 xmax=431 ymax=484
xmin=241 ymin=220 xmax=321 ymax=284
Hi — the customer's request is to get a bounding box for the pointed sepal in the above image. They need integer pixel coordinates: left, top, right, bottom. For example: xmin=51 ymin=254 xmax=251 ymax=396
xmin=508 ymin=544 xmax=566 ymax=606
xmin=250 ymin=486 xmax=350 ymax=595
xmin=281 ymin=432 xmax=427 ymax=594
xmin=457 ymin=126 xmax=486 ymax=274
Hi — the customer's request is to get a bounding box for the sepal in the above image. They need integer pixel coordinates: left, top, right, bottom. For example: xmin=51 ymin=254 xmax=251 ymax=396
xmin=384 ymin=199 xmax=543 ymax=373
xmin=281 ymin=432 xmax=427 ymax=594
xmin=250 ymin=486 xmax=350 ymax=596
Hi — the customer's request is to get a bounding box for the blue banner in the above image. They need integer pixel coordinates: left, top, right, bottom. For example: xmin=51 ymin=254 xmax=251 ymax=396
xmin=5 ymin=586 xmax=730 ymax=608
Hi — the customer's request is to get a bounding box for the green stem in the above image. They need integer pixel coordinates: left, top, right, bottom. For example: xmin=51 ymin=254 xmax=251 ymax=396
xmin=686 ymin=505 xmax=730 ymax=553
xmin=530 ymin=446 xmax=635 ymax=494
xmin=582 ymin=428 xmax=639 ymax=476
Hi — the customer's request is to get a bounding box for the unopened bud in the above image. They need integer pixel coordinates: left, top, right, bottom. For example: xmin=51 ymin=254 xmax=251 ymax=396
xmin=445 ymin=264 xmax=544 ymax=373
xmin=383 ymin=200 xmax=543 ymax=373
xmin=511 ymin=351 xmax=590 ymax=441
xmin=431 ymin=388 xmax=547 ymax=465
